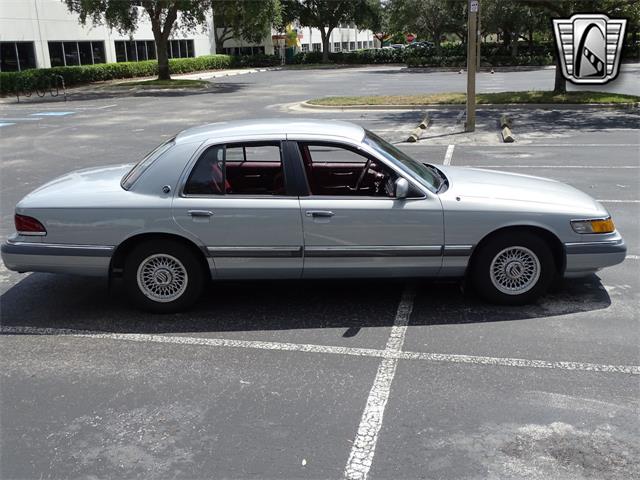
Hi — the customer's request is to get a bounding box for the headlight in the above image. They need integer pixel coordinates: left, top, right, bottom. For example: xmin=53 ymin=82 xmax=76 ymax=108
xmin=571 ymin=217 xmax=615 ymax=234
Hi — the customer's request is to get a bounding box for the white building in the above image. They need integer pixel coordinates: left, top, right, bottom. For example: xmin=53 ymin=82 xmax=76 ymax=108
xmin=220 ymin=24 xmax=378 ymax=57
xmin=0 ymin=0 xmax=379 ymax=72
xmin=0 ymin=0 xmax=216 ymax=71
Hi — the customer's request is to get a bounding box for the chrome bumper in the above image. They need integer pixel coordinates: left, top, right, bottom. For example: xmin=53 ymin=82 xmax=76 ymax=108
xmin=1 ymin=240 xmax=113 ymax=277
xmin=563 ymin=238 xmax=627 ymax=278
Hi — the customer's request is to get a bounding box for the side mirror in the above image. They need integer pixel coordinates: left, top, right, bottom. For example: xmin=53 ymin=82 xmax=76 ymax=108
xmin=395 ymin=178 xmax=409 ymax=199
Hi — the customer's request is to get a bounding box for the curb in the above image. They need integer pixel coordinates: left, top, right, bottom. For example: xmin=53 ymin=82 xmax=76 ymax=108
xmin=300 ymin=100 xmax=639 ymax=111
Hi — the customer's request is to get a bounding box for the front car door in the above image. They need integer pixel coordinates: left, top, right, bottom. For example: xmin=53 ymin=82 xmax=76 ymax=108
xmin=291 ymin=136 xmax=444 ymax=278
xmin=172 ymin=136 xmax=303 ymax=279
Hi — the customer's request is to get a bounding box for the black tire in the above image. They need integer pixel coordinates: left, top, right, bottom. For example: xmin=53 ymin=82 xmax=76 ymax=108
xmin=470 ymin=231 xmax=555 ymax=305
xmin=124 ymin=239 xmax=205 ymax=313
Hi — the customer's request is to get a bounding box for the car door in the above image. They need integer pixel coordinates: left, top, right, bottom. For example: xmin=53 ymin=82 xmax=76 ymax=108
xmin=295 ymin=140 xmax=444 ymax=278
xmin=172 ymin=138 xmax=303 ymax=279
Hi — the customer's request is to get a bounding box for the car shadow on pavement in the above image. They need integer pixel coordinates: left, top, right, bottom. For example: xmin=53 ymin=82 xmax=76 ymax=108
xmin=0 ymin=273 xmax=610 ymax=335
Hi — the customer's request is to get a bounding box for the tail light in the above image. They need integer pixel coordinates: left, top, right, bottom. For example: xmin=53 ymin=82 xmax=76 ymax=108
xmin=15 ymin=214 xmax=47 ymax=236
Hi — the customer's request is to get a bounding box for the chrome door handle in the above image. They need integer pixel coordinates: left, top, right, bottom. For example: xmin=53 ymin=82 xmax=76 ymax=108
xmin=305 ymin=210 xmax=335 ymax=218
xmin=188 ymin=210 xmax=214 ymax=217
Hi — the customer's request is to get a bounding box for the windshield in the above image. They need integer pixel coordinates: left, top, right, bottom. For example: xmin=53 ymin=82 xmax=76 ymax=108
xmin=121 ymin=138 xmax=175 ymax=190
xmin=363 ymin=130 xmax=441 ymax=192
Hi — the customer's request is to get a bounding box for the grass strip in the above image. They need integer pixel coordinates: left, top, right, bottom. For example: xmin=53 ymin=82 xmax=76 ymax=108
xmin=308 ymin=91 xmax=640 ymax=106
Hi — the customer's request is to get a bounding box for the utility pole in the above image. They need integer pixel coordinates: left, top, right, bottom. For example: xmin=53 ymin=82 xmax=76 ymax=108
xmin=466 ymin=0 xmax=479 ymax=132
xmin=476 ymin=1 xmax=481 ymax=72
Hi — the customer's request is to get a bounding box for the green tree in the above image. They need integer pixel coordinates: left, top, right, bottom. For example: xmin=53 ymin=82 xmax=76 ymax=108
xmin=212 ymin=0 xmax=282 ymax=54
xmin=282 ymin=0 xmax=381 ymax=62
xmin=388 ymin=0 xmax=464 ymax=53
xmin=63 ymin=0 xmax=210 ymax=80
xmin=483 ymin=0 xmax=545 ymax=56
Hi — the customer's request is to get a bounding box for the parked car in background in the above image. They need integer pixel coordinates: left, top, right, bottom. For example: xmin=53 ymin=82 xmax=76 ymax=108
xmin=407 ymin=41 xmax=435 ymax=49
xmin=1 ymin=120 xmax=626 ymax=312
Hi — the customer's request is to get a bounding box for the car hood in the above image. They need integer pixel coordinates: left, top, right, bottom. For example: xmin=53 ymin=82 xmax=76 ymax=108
xmin=437 ymin=165 xmax=606 ymax=215
xmin=18 ymin=164 xmax=134 ymax=208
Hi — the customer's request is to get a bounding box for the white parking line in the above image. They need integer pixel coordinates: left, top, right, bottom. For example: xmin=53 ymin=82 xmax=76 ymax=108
xmin=597 ymin=200 xmax=640 ymax=203
xmin=453 ymin=144 xmax=639 ymax=147
xmin=344 ymin=285 xmax=415 ymax=480
xmin=444 ymin=144 xmax=455 ymax=165
xmin=462 ymin=165 xmax=639 ymax=169
xmin=1 ymin=324 xmax=638 ymax=375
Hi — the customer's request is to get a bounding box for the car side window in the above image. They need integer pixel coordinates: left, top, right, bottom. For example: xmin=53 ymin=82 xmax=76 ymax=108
xmin=184 ymin=142 xmax=286 ymax=196
xmin=300 ymin=142 xmax=398 ymax=197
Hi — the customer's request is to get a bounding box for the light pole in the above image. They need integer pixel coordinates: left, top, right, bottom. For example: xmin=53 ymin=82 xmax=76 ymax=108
xmin=466 ymin=0 xmax=479 ymax=132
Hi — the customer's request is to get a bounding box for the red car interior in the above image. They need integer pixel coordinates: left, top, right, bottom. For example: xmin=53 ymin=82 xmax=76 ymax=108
xmin=184 ymin=142 xmax=396 ymax=197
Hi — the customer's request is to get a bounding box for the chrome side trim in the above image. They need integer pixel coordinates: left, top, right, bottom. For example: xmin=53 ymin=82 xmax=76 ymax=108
xmin=207 ymin=246 xmax=303 ymax=258
xmin=564 ymin=239 xmax=626 ymax=255
xmin=17 ymin=231 xmax=47 ymax=237
xmin=443 ymin=245 xmax=474 ymax=256
xmin=304 ymin=245 xmax=443 ymax=258
xmin=2 ymin=241 xmax=114 ymax=257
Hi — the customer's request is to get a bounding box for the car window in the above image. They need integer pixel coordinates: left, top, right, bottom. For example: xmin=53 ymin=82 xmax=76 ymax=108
xmin=184 ymin=142 xmax=286 ymax=196
xmin=363 ymin=130 xmax=440 ymax=192
xmin=300 ymin=142 xmax=398 ymax=197
xmin=121 ymin=138 xmax=175 ymax=190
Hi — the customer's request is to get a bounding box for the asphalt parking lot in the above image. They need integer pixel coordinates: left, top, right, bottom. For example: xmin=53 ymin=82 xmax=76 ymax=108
xmin=1 ymin=66 xmax=639 ymax=479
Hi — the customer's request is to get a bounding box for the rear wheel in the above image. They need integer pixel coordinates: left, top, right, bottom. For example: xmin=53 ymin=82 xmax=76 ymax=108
xmin=124 ymin=240 xmax=205 ymax=313
xmin=470 ymin=232 xmax=555 ymax=305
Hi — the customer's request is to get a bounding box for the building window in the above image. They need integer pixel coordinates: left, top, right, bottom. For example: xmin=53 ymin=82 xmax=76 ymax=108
xmin=333 ymin=42 xmax=341 ymax=52
xmin=357 ymin=41 xmax=362 ymax=49
xmin=312 ymin=43 xmax=321 ymax=52
xmin=223 ymin=46 xmax=265 ymax=56
xmin=369 ymin=40 xmax=374 ymax=48
xmin=301 ymin=44 xmax=309 ymax=53
xmin=350 ymin=42 xmax=356 ymax=50
xmin=48 ymin=41 xmax=105 ymax=67
xmin=342 ymin=41 xmax=348 ymax=51
xmin=0 ymin=41 xmax=37 ymax=72
xmin=167 ymin=39 xmax=195 ymax=59
xmin=114 ymin=40 xmax=158 ymax=62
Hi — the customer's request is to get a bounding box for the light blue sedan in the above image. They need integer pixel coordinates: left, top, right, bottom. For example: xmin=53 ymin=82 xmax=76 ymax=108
xmin=1 ymin=119 xmax=626 ymax=312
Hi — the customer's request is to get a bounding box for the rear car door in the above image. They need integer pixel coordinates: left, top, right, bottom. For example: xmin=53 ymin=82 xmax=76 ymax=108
xmin=172 ymin=138 xmax=303 ymax=279
xmin=294 ymin=141 xmax=444 ymax=277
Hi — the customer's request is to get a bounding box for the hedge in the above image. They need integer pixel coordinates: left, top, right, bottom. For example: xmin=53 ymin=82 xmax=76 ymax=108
xmin=0 ymin=53 xmax=281 ymax=95
xmin=290 ymin=40 xmax=636 ymax=68
xmin=291 ymin=49 xmax=406 ymax=65
xmin=406 ymin=54 xmax=555 ymax=68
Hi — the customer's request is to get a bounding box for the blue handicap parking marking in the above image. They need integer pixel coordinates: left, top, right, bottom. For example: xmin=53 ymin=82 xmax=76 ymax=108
xmin=30 ymin=111 xmax=75 ymax=116
xmin=0 ymin=122 xmax=17 ymax=127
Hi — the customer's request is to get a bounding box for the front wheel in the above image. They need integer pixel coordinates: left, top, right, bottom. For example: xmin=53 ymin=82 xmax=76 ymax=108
xmin=470 ymin=232 xmax=555 ymax=305
xmin=124 ymin=240 xmax=205 ymax=313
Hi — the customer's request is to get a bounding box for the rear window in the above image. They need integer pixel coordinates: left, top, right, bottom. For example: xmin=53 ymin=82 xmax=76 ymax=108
xmin=121 ymin=138 xmax=175 ymax=190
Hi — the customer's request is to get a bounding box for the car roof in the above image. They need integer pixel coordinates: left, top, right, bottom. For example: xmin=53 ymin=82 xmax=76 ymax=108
xmin=174 ymin=118 xmax=366 ymax=144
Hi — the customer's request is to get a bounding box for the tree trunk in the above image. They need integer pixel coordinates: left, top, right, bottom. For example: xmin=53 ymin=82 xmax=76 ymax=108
xmin=511 ymin=38 xmax=518 ymax=57
xmin=554 ymin=55 xmax=566 ymax=93
xmin=320 ymin=28 xmax=330 ymax=63
xmin=215 ymin=28 xmax=231 ymax=54
xmin=433 ymin=34 xmax=442 ymax=56
xmin=503 ymin=31 xmax=511 ymax=48
xmin=528 ymin=30 xmax=534 ymax=53
xmin=156 ymin=36 xmax=171 ymax=80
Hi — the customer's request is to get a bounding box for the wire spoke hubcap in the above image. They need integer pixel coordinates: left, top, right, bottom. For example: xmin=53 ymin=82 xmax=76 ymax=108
xmin=137 ymin=254 xmax=188 ymax=303
xmin=489 ymin=246 xmax=541 ymax=295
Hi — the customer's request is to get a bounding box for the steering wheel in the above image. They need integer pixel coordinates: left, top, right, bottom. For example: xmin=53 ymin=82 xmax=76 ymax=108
xmin=354 ymin=159 xmax=372 ymax=192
